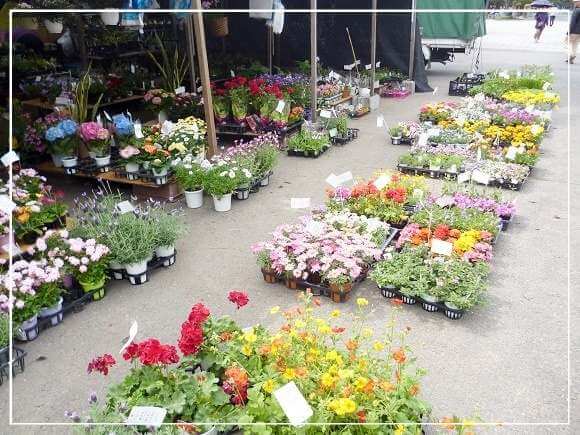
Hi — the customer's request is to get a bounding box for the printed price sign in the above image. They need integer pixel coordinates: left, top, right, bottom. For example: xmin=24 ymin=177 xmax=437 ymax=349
xmin=273 ymin=382 xmax=313 ymax=426
xmin=126 ymin=406 xmax=166 ymax=428
xmin=116 ymin=201 xmax=135 ymax=214
xmin=431 ymin=239 xmax=453 ymax=256
xmin=290 ymin=198 xmax=311 ymax=209
xmin=1 ymin=151 xmax=19 ymax=167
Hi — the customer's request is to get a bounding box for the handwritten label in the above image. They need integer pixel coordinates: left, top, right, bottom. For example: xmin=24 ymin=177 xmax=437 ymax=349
xmin=373 ymin=175 xmax=389 ymax=190
xmin=431 ymin=239 xmax=453 ymax=256
xmin=116 ymin=201 xmax=135 ymax=214
xmin=276 ymin=100 xmax=286 ymax=113
xmin=1 ymin=151 xmax=19 ymax=167
xmin=174 ymin=86 xmax=185 ymax=95
xmin=0 ymin=195 xmax=17 ymax=214
xmin=273 ymin=382 xmax=313 ymax=426
xmin=126 ymin=406 xmax=166 ymax=428
xmin=290 ymin=198 xmax=311 ymax=209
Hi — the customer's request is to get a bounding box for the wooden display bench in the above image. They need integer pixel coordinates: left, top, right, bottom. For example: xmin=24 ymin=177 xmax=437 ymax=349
xmin=35 ymin=161 xmax=182 ymax=202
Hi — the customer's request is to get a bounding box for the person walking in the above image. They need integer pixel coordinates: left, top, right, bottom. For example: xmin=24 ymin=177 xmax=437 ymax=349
xmin=568 ymin=0 xmax=580 ymax=63
xmin=549 ymin=7 xmax=557 ymax=26
xmin=534 ymin=10 xmax=550 ymax=42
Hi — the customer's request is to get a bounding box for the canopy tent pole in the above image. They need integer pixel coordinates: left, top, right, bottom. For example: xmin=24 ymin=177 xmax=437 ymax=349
xmin=310 ymin=0 xmax=317 ymax=123
xmin=186 ymin=15 xmax=197 ymax=95
xmin=192 ymin=0 xmax=218 ymax=157
xmin=370 ymin=0 xmax=377 ymax=96
xmin=408 ymin=0 xmax=417 ymax=79
xmin=267 ymin=25 xmax=273 ymax=74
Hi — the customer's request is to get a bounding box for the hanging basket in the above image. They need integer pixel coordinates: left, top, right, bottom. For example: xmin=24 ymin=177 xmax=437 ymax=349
xmin=100 ymin=11 xmax=120 ymax=26
xmin=208 ymin=16 xmax=229 ymax=38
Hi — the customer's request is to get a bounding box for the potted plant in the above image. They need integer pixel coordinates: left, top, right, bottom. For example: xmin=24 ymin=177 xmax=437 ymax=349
xmin=45 ymin=119 xmax=78 ymax=168
xmin=253 ymin=248 xmax=277 ymax=283
xmin=389 ymin=125 xmax=403 ymax=144
xmin=150 ymin=208 xmax=185 ymax=260
xmin=37 ymin=282 xmax=64 ymax=327
xmin=67 ymin=237 xmax=111 ymax=301
xmin=327 ymin=276 xmax=353 ymax=303
xmin=0 ymin=314 xmax=9 ymax=366
xmin=13 ymin=292 xmax=41 ymax=342
xmin=174 ymin=156 xmax=206 ymax=209
xmin=202 ymin=163 xmax=239 ymax=212
xmin=80 ymin=121 xmax=111 ymax=167
xmin=119 ymin=145 xmax=141 ymax=180
xmin=115 ymin=213 xmax=156 ymax=283
xmin=254 ymin=140 xmax=279 ymax=186
xmin=203 ymin=1 xmax=229 ymax=37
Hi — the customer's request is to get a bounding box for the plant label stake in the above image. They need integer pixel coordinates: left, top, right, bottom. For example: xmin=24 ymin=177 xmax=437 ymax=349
xmin=329 ymin=128 xmax=337 ymax=138
xmin=273 ymin=381 xmax=313 ymax=426
xmin=103 ymin=110 xmax=112 ymax=122
xmin=431 ymin=239 xmax=453 ymax=256
xmin=35 ymin=75 xmax=41 ymax=82
xmin=365 ymin=63 xmax=372 ymax=70
xmin=126 ymin=406 xmax=167 ymax=428
xmin=505 ymin=147 xmax=518 ymax=161
xmin=376 ymin=61 xmax=381 ymax=67
xmin=116 ymin=201 xmax=135 ymax=214
xmin=0 ymin=195 xmax=16 ymax=214
xmin=1 ymin=151 xmax=19 ymax=167
xmin=373 ymin=175 xmax=389 ymax=190
xmin=120 ymin=321 xmax=139 ymax=354
xmin=276 ymin=100 xmax=285 ymax=113
xmin=320 ymin=110 xmax=332 ymax=119
xmin=175 ymin=86 xmax=186 ymax=95
xmin=134 ymin=122 xmax=144 ymax=139
xmin=432 ymin=86 xmax=438 ymax=95
xmin=290 ymin=198 xmax=311 ymax=209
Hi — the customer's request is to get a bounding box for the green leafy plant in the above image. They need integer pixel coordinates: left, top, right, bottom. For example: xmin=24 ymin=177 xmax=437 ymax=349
xmin=148 ymin=34 xmax=188 ymax=92
xmin=0 ymin=314 xmax=10 ymax=349
xmin=71 ymin=68 xmax=102 ymax=123
xmin=288 ymin=130 xmax=329 ymax=153
xmin=203 ymin=165 xmax=239 ymax=197
xmin=150 ymin=208 xmax=185 ymax=248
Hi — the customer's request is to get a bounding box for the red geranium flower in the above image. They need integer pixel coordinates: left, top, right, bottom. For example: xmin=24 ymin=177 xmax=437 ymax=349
xmin=433 ymin=224 xmax=450 ymax=240
xmin=188 ymin=302 xmax=210 ymax=325
xmin=87 ymin=354 xmax=116 ymax=376
xmin=136 ymin=339 xmax=180 ymax=366
xmin=178 ymin=320 xmax=204 ymax=356
xmin=228 ymin=290 xmax=249 ymax=309
xmin=122 ymin=342 xmax=139 ymax=361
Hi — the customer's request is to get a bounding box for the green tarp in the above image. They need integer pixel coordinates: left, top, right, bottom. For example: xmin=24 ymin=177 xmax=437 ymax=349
xmin=417 ymin=0 xmax=487 ymax=40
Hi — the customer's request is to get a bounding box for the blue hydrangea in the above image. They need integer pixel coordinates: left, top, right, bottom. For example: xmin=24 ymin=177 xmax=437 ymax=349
xmin=45 ymin=126 xmax=65 ymax=142
xmin=113 ymin=114 xmax=134 ymax=136
xmin=58 ymin=119 xmax=78 ymax=136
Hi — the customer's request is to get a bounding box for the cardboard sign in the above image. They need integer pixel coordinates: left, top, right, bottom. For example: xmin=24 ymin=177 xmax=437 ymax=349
xmin=0 ymin=195 xmax=16 ymax=214
xmin=134 ymin=122 xmax=144 ymax=139
xmin=116 ymin=201 xmax=135 ymax=214
xmin=373 ymin=175 xmax=389 ymax=190
xmin=1 ymin=151 xmax=19 ymax=167
xmin=126 ymin=406 xmax=166 ymax=428
xmin=319 ymin=110 xmax=332 ymax=119
xmin=431 ymin=239 xmax=453 ymax=256
xmin=273 ymin=382 xmax=313 ymax=426
xmin=120 ymin=320 xmax=139 ymax=354
xmin=276 ymin=100 xmax=286 ymax=113
xmin=174 ymin=86 xmax=186 ymax=95
xmin=290 ymin=198 xmax=311 ymax=209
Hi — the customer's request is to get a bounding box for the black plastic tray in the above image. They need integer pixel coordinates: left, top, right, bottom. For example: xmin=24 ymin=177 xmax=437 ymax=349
xmin=379 ymin=285 xmax=465 ymax=320
xmin=287 ymin=144 xmax=330 ymax=158
xmin=109 ymin=251 xmax=177 ymax=285
xmin=397 ymin=164 xmax=463 ymax=180
xmin=0 ymin=346 xmax=27 ymax=384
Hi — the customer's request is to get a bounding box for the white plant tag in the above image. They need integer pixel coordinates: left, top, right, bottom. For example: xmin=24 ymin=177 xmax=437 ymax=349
xmin=376 ymin=61 xmax=381 ymax=67
xmin=505 ymin=147 xmax=518 ymax=160
xmin=373 ymin=175 xmax=389 ymax=190
xmin=319 ymin=110 xmax=332 ymax=119
xmin=477 ymin=147 xmax=482 ymax=161
xmin=376 ymin=115 xmax=384 ymax=128
xmin=197 ymin=85 xmax=203 ymax=93
xmin=120 ymin=320 xmax=139 ymax=354
xmin=130 ymin=64 xmax=136 ymax=73
xmin=431 ymin=239 xmax=453 ymax=256
xmin=230 ymin=70 xmax=235 ymax=77
xmin=412 ymin=188 xmax=423 ymax=199
xmin=542 ymin=82 xmax=550 ymax=91
xmin=355 ymin=60 xmax=361 ymax=65
xmin=161 ymin=121 xmax=174 ymax=135
xmin=55 ymin=97 xmax=71 ymax=106
xmin=417 ymin=133 xmax=428 ymax=147
xmin=97 ymin=114 xmax=103 ymax=126
xmin=0 ymin=195 xmax=16 ymax=214
xmin=134 ymin=122 xmax=144 ymax=139
xmin=276 ymin=100 xmax=286 ymax=113
xmin=116 ymin=201 xmax=135 ymax=214
xmin=325 ymin=173 xmax=338 ymax=187
xmin=432 ymin=86 xmax=438 ymax=95
xmin=344 ymin=63 xmax=354 ymax=71
xmin=103 ymin=110 xmax=113 ymax=122
xmin=457 ymin=171 xmax=471 ymax=183
xmin=329 ymin=128 xmax=338 ymax=137
xmin=150 ymin=80 xmax=156 ymax=88
xmin=126 ymin=406 xmax=167 ymax=428
xmin=334 ymin=171 xmax=353 ymax=185
xmin=174 ymin=86 xmax=185 ymax=95
xmin=35 ymin=75 xmax=41 ymax=82
xmin=365 ymin=63 xmax=371 ymax=70
xmin=290 ymin=198 xmax=311 ymax=209
xmin=472 ymin=169 xmax=490 ymax=185
xmin=273 ymin=382 xmax=313 ymax=426
xmin=1 ymin=151 xmax=19 ymax=166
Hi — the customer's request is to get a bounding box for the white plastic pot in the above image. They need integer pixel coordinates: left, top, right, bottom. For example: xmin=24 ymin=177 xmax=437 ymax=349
xmin=44 ymin=20 xmax=63 ymax=34
xmin=126 ymin=162 xmax=139 ymax=172
xmin=95 ymin=155 xmax=111 ymax=167
xmin=158 ymin=110 xmax=168 ymax=124
xmin=62 ymin=156 xmax=78 ymax=168
xmin=184 ymin=189 xmax=203 ymax=209
xmin=260 ymin=173 xmax=271 ymax=186
xmin=51 ymin=154 xmax=64 ymax=167
xmin=109 ymin=261 xmax=125 ymax=280
xmin=39 ymin=297 xmax=63 ymax=327
xmin=16 ymin=315 xmax=38 ymax=341
xmin=212 ymin=194 xmax=232 ymax=212
xmin=124 ymin=260 xmax=148 ymax=275
xmin=100 ymin=10 xmax=120 ymax=26
xmin=152 ymin=167 xmax=168 ymax=177
xmin=155 ymin=245 xmax=175 ymax=258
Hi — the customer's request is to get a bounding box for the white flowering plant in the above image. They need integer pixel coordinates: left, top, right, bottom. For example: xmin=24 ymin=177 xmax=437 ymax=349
xmin=202 ymin=161 xmax=242 ymax=197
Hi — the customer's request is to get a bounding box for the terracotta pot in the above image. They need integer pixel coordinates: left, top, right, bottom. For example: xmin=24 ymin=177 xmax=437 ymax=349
xmin=329 ymin=282 xmax=352 ymax=303
xmin=285 ymin=276 xmax=298 ymax=289
xmin=342 ymin=87 xmax=351 ymax=98
xmin=208 ymin=16 xmax=229 ymax=37
xmin=261 ymin=268 xmax=277 ymax=284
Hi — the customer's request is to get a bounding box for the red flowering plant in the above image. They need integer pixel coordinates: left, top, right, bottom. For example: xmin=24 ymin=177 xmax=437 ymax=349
xmin=211 ymin=82 xmax=230 ymax=123
xmin=225 ymin=76 xmax=250 ymax=124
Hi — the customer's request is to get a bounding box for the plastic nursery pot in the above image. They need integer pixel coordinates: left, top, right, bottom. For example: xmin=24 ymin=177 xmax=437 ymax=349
xmin=155 ymin=245 xmax=175 ymax=258
xmin=329 ymin=282 xmax=352 ymax=303
xmin=38 ymin=297 xmax=64 ymax=327
xmin=260 ymin=173 xmax=272 ymax=187
xmin=62 ymin=156 xmax=78 ymax=168
xmin=443 ymin=302 xmax=464 ymax=320
xmin=51 ymin=154 xmax=64 ymax=167
xmin=109 ymin=261 xmax=125 ymax=280
xmin=235 ymin=186 xmax=250 ymax=200
xmin=184 ymin=189 xmax=203 ymax=209
xmin=212 ymin=194 xmax=232 ymax=212
xmin=125 ymin=260 xmax=148 ymax=275
xmin=261 ymin=268 xmax=278 ymax=284
xmin=285 ymin=276 xmax=298 ymax=289
xmin=16 ymin=315 xmax=39 ymax=342
xmin=125 ymin=163 xmax=140 ymax=180
xmin=420 ymin=294 xmax=439 ymax=312
xmin=16 ymin=231 xmax=39 ymax=246
xmin=94 ymin=155 xmax=111 ymax=167
xmin=401 ymin=294 xmax=417 ymax=305
xmin=380 ymin=285 xmax=398 ymax=298
xmin=391 ymin=136 xmax=402 ymax=145
xmin=79 ymin=276 xmax=106 ymax=301
xmin=0 ymin=347 xmax=8 ymax=366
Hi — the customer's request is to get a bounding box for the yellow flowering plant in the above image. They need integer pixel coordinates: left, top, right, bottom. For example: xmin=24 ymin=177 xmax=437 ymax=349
xmin=501 ymin=89 xmax=560 ymax=107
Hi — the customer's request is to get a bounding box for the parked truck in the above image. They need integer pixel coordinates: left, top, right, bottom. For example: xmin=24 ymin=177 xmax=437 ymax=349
xmin=417 ymin=0 xmax=487 ymax=66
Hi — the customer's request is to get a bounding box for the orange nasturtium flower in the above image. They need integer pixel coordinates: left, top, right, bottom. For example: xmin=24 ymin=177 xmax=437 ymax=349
xmin=392 ymin=348 xmax=407 ymax=364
